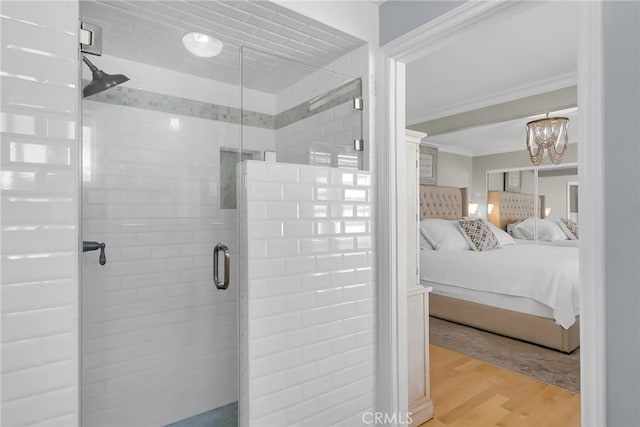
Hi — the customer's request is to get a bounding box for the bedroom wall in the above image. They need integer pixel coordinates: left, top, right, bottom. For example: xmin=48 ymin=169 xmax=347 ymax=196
xmin=487 ymin=170 xmax=536 ymax=193
xmin=436 ymin=152 xmax=472 ymax=189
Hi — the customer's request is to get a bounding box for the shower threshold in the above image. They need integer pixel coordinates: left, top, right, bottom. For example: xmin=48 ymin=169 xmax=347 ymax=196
xmin=166 ymin=402 xmax=237 ymax=427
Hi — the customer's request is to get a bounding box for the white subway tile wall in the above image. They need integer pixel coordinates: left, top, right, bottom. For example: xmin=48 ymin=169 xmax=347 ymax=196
xmin=1 ymin=1 xmax=80 ymax=426
xmin=275 ymin=47 xmax=367 ymax=169
xmin=276 ymin=103 xmax=362 ymax=169
xmin=276 ymin=47 xmax=367 ymax=113
xmin=2 ymin=5 xmax=375 ymax=426
xmin=240 ymin=161 xmax=376 ymax=426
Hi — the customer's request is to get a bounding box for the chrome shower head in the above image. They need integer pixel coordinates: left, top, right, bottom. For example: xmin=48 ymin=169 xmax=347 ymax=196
xmin=82 ymin=56 xmax=129 ymax=98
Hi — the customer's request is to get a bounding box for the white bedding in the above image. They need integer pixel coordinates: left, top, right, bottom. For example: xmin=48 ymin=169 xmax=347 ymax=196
xmin=420 ymin=245 xmax=579 ymax=329
xmin=514 ymin=238 xmax=579 ymax=247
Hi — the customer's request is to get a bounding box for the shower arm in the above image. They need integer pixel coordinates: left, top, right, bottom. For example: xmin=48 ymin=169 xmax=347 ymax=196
xmin=82 ymin=56 xmax=100 ymax=73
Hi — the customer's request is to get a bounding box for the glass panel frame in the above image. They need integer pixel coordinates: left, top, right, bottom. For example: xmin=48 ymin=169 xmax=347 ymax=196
xmin=240 ymin=46 xmax=364 ymax=171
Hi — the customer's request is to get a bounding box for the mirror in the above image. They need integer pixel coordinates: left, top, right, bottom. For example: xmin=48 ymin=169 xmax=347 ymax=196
xmin=486 ymin=164 xmax=578 ymax=243
xmin=538 ymin=166 xmax=579 ymax=223
xmin=486 ymin=168 xmax=536 ymax=232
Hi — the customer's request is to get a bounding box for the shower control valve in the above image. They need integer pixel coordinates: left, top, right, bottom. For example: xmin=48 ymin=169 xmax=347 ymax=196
xmin=83 ymin=241 xmax=106 ymax=265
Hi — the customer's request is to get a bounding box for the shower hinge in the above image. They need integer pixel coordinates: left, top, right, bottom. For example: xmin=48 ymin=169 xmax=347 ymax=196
xmin=353 ymin=97 xmax=363 ymax=110
xmin=80 ymin=22 xmax=102 ymax=56
xmin=354 ymin=139 xmax=364 ymax=152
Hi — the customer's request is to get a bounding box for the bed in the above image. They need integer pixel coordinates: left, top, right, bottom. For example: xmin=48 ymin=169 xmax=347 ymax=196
xmin=513 ymin=237 xmax=579 ymax=247
xmin=419 ymin=185 xmax=580 ymax=353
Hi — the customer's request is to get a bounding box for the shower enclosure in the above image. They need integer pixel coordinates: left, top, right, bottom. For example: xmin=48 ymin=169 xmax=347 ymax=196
xmin=80 ymin=2 xmax=369 ymax=426
xmin=81 ymin=58 xmax=244 ymax=425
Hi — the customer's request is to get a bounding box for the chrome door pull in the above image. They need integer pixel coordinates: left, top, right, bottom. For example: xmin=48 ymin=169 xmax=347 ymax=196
xmin=213 ymin=243 xmax=230 ymax=290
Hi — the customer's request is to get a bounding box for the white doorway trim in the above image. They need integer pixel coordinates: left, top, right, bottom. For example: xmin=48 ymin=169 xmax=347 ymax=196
xmin=377 ymin=1 xmax=605 ymax=425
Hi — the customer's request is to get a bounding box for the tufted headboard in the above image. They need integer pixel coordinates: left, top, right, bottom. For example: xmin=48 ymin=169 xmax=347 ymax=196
xmin=420 ymin=185 xmax=469 ymax=220
xmin=487 ymin=190 xmax=546 ymax=230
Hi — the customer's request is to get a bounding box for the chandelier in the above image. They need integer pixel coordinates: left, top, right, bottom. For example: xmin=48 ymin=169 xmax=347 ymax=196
xmin=525 ymin=114 xmax=569 ymax=165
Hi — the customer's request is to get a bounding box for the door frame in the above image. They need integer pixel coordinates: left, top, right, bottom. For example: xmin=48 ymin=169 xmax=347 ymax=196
xmin=376 ymin=1 xmax=605 ymax=424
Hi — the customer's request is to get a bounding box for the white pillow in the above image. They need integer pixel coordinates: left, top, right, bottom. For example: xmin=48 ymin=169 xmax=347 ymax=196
xmin=513 ymin=217 xmax=568 ymax=241
xmin=507 ymin=220 xmax=526 ymax=238
xmin=420 ymin=219 xmax=472 ymax=251
xmin=420 ymin=233 xmax=434 ymax=250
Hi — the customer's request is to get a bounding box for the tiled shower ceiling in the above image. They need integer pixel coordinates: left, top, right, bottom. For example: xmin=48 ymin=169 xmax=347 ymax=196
xmin=81 ymin=0 xmax=365 ymax=93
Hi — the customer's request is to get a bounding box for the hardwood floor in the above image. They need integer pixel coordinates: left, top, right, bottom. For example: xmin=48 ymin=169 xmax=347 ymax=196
xmin=422 ymin=345 xmax=581 ymax=427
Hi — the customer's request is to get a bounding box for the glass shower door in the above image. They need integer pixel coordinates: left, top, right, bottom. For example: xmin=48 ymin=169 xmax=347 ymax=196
xmin=80 ymin=69 xmax=241 ymax=426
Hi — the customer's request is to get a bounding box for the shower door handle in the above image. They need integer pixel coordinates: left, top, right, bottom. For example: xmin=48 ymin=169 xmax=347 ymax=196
xmin=213 ymin=243 xmax=230 ymax=290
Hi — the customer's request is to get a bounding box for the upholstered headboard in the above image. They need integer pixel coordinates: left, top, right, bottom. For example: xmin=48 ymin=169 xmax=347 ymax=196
xmin=487 ymin=190 xmax=546 ymax=230
xmin=420 ymin=185 xmax=469 ymax=220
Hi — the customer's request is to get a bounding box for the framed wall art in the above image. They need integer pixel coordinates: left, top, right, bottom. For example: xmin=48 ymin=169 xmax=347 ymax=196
xmin=419 ymin=145 xmax=438 ymax=185
xmin=504 ymin=171 xmax=522 ymax=192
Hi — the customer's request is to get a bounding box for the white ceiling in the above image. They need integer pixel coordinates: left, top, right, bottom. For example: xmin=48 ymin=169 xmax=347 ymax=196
xmin=425 ymin=107 xmax=578 ymax=157
xmin=81 ymin=0 xmax=364 ymax=93
xmin=406 ymin=1 xmax=579 ymax=156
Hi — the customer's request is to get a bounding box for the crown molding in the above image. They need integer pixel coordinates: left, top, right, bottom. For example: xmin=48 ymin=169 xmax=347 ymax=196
xmin=405 ymin=129 xmax=474 ymax=156
xmin=423 ymin=141 xmax=474 ymax=157
xmin=407 ymin=72 xmax=577 ymax=126
xmin=382 ymin=1 xmax=530 ymax=63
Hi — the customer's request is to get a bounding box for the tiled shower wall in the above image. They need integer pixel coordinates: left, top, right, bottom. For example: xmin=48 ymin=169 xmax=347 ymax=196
xmin=239 ymin=161 xmax=376 ymax=426
xmin=1 ymin=1 xmax=80 ymax=425
xmin=276 ymin=101 xmax=362 ymax=169
xmin=81 ymin=56 xmax=275 ymax=426
xmin=275 ymin=46 xmax=368 ymax=169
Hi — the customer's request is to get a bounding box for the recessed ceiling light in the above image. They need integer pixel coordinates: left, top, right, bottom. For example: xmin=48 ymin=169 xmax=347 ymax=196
xmin=182 ymin=32 xmax=223 ymax=58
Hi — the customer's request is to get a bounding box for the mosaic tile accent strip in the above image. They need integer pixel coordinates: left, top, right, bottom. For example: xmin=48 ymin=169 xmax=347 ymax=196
xmin=275 ymin=78 xmax=362 ymax=129
xmin=84 ymin=82 xmax=274 ymax=129
xmin=84 ymin=78 xmax=362 ymax=131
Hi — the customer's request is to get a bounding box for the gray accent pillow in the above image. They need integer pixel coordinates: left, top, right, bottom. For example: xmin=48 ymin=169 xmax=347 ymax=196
xmin=458 ymin=219 xmax=501 ymax=251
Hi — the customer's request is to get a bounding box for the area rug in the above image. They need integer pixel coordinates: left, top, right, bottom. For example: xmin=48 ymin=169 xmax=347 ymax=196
xmin=429 ymin=316 xmax=580 ymax=394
